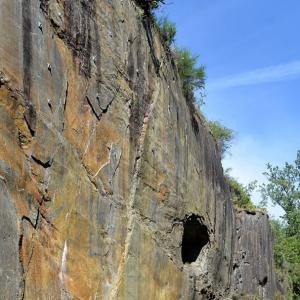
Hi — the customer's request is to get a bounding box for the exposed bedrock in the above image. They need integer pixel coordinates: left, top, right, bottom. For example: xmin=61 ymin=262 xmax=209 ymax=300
xmin=232 ymin=210 xmax=277 ymax=299
xmin=0 ymin=0 xmax=276 ymax=299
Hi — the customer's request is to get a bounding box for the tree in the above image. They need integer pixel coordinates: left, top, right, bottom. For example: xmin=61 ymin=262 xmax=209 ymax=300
xmin=270 ymin=218 xmax=300 ymax=299
xmin=175 ymin=48 xmax=206 ymax=105
xmin=261 ymin=151 xmax=300 ymax=298
xmin=208 ymin=121 xmax=234 ymax=158
xmin=260 ymin=150 xmax=300 ymax=236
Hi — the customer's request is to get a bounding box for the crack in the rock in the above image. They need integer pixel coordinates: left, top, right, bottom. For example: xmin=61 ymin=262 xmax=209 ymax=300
xmin=62 ymin=81 xmax=69 ymax=131
xmin=31 ymin=155 xmax=52 ymax=169
xmin=102 ymin=86 xmax=121 ymax=113
xmin=18 ymin=202 xmax=56 ymax=298
xmin=86 ymin=95 xmax=101 ymax=120
xmin=142 ymin=18 xmax=160 ymax=76
xmin=143 ymin=181 xmax=159 ymax=193
xmin=18 ymin=231 xmax=25 ymax=300
xmin=63 ymin=81 xmax=69 ymax=112
xmin=86 ymin=85 xmax=121 ymax=121
xmin=109 ymin=81 xmax=160 ymax=300
xmin=111 ymin=150 xmax=122 ymax=183
xmin=24 ymin=105 xmax=36 ymax=137
xmin=40 ymin=211 xmax=57 ymax=230
xmin=82 ymin=163 xmax=99 ymax=192
xmin=21 ymin=213 xmax=40 ymax=230
xmin=18 ymin=209 xmax=40 ymax=300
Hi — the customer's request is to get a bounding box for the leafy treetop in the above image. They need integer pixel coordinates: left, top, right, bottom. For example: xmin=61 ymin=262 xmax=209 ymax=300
xmin=260 ymin=150 xmax=300 ymax=236
xmin=260 ymin=151 xmax=300 ymax=298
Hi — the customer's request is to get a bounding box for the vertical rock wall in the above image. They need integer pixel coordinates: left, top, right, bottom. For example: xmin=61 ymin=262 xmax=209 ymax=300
xmin=0 ymin=0 xmax=276 ymax=299
xmin=232 ymin=210 xmax=277 ymax=299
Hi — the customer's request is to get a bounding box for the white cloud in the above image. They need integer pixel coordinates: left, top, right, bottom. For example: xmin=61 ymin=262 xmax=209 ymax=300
xmin=208 ymin=60 xmax=300 ymax=89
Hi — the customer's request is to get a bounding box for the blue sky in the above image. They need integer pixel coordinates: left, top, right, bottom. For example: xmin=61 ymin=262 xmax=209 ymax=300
xmin=158 ymin=0 xmax=300 ymax=217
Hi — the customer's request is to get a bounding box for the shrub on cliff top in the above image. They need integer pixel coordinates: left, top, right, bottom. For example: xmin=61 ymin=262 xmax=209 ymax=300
xmin=135 ymin=0 xmax=165 ymax=14
xmin=208 ymin=120 xmax=234 ymax=158
xmin=175 ymin=48 xmax=206 ymax=105
xmin=157 ymin=17 xmax=177 ymax=46
xmin=225 ymin=175 xmax=257 ymax=210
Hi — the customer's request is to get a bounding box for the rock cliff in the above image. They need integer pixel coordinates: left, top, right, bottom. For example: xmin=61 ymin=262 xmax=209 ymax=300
xmin=232 ymin=210 xmax=277 ymax=299
xmin=0 ymin=0 xmax=276 ymax=299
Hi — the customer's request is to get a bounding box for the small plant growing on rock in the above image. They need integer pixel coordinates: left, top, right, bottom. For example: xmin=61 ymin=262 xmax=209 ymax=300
xmin=135 ymin=0 xmax=165 ymax=15
xmin=208 ymin=120 xmax=234 ymax=158
xmin=225 ymin=175 xmax=257 ymax=210
xmin=175 ymin=48 xmax=206 ymax=105
xmin=157 ymin=17 xmax=177 ymax=46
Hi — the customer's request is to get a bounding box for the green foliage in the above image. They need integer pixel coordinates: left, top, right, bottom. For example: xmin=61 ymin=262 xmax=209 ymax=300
xmin=225 ymin=175 xmax=257 ymax=209
xmin=175 ymin=48 xmax=206 ymax=105
xmin=291 ymin=265 xmax=300 ymax=299
xmin=208 ymin=121 xmax=234 ymax=158
xmin=135 ymin=0 xmax=165 ymax=14
xmin=261 ymin=152 xmax=300 ymax=298
xmin=260 ymin=150 xmax=300 ymax=236
xmin=149 ymin=0 xmax=165 ymax=9
xmin=270 ymin=220 xmax=300 ymax=299
xmin=157 ymin=17 xmax=177 ymax=46
xmin=271 ymin=220 xmax=300 ymax=266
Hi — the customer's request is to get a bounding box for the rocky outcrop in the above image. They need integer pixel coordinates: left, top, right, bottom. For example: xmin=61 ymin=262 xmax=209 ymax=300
xmin=232 ymin=210 xmax=277 ymax=299
xmin=0 ymin=0 xmax=276 ymax=299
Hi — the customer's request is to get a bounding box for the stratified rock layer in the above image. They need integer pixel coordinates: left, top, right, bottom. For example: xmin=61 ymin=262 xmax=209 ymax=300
xmin=0 ymin=0 xmax=276 ymax=299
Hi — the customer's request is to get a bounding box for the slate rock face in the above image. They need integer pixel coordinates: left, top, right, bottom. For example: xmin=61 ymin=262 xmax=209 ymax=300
xmin=232 ymin=210 xmax=277 ymax=299
xmin=0 ymin=180 xmax=23 ymax=299
xmin=0 ymin=0 xmax=276 ymax=299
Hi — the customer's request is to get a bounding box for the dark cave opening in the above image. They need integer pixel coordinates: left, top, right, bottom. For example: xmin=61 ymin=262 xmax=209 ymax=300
xmin=181 ymin=215 xmax=209 ymax=264
xmin=259 ymin=276 xmax=268 ymax=287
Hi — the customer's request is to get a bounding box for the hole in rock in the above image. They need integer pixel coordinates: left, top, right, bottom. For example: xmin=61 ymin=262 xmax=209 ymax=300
xmin=259 ymin=276 xmax=268 ymax=287
xmin=181 ymin=215 xmax=209 ymax=264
